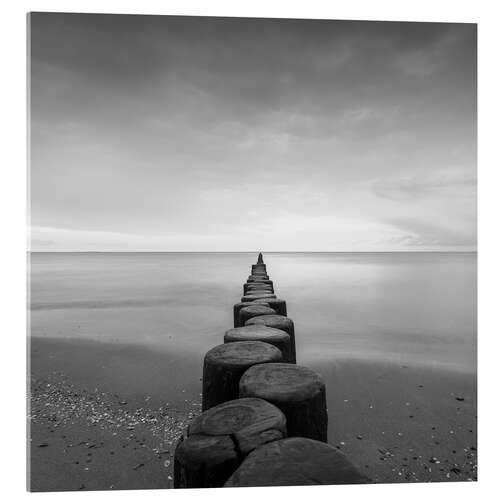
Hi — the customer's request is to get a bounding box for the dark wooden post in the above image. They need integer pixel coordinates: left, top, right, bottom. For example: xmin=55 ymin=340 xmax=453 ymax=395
xmin=239 ymin=305 xmax=276 ymax=326
xmin=224 ymin=437 xmax=368 ymax=487
xmin=245 ymin=288 xmax=274 ymax=295
xmin=243 ymin=283 xmax=274 ymax=294
xmin=224 ymin=325 xmax=293 ymax=363
xmin=239 ymin=363 xmax=327 ymax=442
xmin=174 ymin=397 xmax=286 ymax=488
xmin=244 ymin=315 xmax=295 ymax=363
xmin=174 ymin=255 xmax=367 ymax=490
xmin=251 ymin=269 xmax=268 ymax=276
xmin=241 ymin=293 xmax=276 ymax=303
xmin=252 ymin=264 xmax=267 ymax=273
xmin=244 ymin=289 xmax=275 ymax=296
xmin=253 ymin=298 xmax=287 ymax=317
xmin=247 ymin=276 xmax=271 ymax=283
xmin=246 ymin=280 xmax=273 ymax=286
xmin=233 ymin=301 xmax=269 ymax=328
xmin=202 ymin=341 xmax=282 ymax=411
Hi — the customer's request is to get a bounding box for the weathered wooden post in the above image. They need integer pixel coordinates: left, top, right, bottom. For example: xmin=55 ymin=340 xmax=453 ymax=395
xmin=239 ymin=304 xmax=276 ymax=326
xmin=224 ymin=437 xmax=368 ymax=487
xmin=251 ymin=269 xmax=268 ymax=277
xmin=252 ymin=272 xmax=270 ymax=280
xmin=247 ymin=276 xmax=271 ymax=283
xmin=202 ymin=341 xmax=282 ymax=411
xmin=245 ymin=314 xmax=295 ymax=363
xmin=253 ymin=298 xmax=287 ymax=317
xmin=174 ymin=252 xmax=368 ymax=489
xmin=174 ymin=398 xmax=287 ymax=488
xmin=233 ymin=301 xmax=269 ymax=327
xmin=241 ymin=293 xmax=276 ymax=303
xmin=246 ymin=280 xmax=272 ymax=286
xmin=257 ymin=252 xmax=264 ymax=264
xmin=242 ymin=291 xmax=274 ymax=296
xmin=224 ymin=325 xmax=293 ymax=363
xmin=243 ymin=283 xmax=274 ymax=294
xmin=252 ymin=264 xmax=267 ymax=273
xmin=244 ymin=290 xmax=276 ymax=297
xmin=245 ymin=284 xmax=272 ymax=291
xmin=239 ymin=363 xmax=327 ymax=442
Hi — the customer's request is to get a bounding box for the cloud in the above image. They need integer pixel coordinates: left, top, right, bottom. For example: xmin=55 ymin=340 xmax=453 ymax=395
xmin=383 ymin=217 xmax=476 ymax=248
xmin=28 ymin=14 xmax=476 ymax=251
xmin=29 ymin=238 xmax=55 ymax=248
xmin=372 ymin=169 xmax=476 ymax=201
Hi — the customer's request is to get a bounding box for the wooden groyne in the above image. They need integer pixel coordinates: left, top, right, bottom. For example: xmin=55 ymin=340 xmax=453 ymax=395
xmin=174 ymin=253 xmax=367 ymax=488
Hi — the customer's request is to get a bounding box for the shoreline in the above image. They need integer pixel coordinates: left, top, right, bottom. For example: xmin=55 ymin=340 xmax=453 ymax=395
xmin=29 ymin=336 xmax=476 ymax=491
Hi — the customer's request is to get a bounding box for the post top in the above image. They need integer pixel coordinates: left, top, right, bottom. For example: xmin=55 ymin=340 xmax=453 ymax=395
xmin=225 ymin=437 xmax=368 ymax=487
xmin=240 ymin=304 xmax=276 ymax=316
xmin=245 ymin=314 xmax=293 ymax=329
xmin=257 ymin=252 xmax=264 ymax=264
xmin=241 ymin=293 xmax=277 ymax=302
xmin=239 ymin=362 xmax=324 ymax=403
xmin=188 ymin=397 xmax=286 ymax=437
xmin=204 ymin=341 xmax=282 ymax=367
xmin=224 ymin=325 xmax=290 ymax=343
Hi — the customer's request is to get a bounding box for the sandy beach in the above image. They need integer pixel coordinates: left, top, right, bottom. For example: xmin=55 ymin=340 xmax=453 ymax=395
xmin=29 ymin=336 xmax=476 ymax=491
xmin=28 ymin=337 xmax=202 ymax=492
xmin=316 ymin=359 xmax=476 ymax=483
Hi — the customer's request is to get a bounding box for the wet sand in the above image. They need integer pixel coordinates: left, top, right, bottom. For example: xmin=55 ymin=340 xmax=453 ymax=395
xmin=28 ymin=337 xmax=202 ymax=492
xmin=316 ymin=359 xmax=477 ymax=483
xmin=28 ymin=337 xmax=476 ymax=491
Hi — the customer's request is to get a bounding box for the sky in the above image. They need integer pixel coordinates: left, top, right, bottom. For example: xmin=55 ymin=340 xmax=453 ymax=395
xmin=29 ymin=14 xmax=476 ymax=252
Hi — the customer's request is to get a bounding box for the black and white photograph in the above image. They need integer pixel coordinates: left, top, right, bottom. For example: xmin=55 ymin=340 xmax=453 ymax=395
xmin=27 ymin=12 xmax=477 ymax=492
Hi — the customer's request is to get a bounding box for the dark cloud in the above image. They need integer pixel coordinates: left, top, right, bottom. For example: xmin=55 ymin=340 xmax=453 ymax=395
xmin=29 ymin=13 xmax=476 ymax=250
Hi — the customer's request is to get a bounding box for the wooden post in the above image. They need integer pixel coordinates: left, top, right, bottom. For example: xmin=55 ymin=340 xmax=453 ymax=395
xmin=257 ymin=252 xmax=264 ymax=264
xmin=246 ymin=279 xmax=273 ymax=285
xmin=224 ymin=325 xmax=293 ymax=363
xmin=233 ymin=301 xmax=269 ymax=328
xmin=253 ymin=298 xmax=287 ymax=317
xmin=251 ymin=268 xmax=267 ymax=275
xmin=247 ymin=276 xmax=271 ymax=283
xmin=174 ymin=397 xmax=286 ymax=488
xmin=245 ymin=315 xmax=295 ymax=363
xmin=243 ymin=283 xmax=274 ymax=294
xmin=243 ymin=286 xmax=274 ymax=295
xmin=244 ymin=290 xmax=275 ymax=296
xmin=245 ymin=281 xmax=273 ymax=288
xmin=241 ymin=293 xmax=276 ymax=303
xmin=173 ymin=255 xmax=368 ymax=489
xmin=202 ymin=341 xmax=282 ymax=411
xmin=251 ymin=274 xmax=268 ymax=279
xmin=239 ymin=363 xmax=327 ymax=442
xmin=239 ymin=305 xmax=276 ymax=326
xmin=252 ymin=264 xmax=267 ymax=273
xmin=224 ymin=437 xmax=368 ymax=487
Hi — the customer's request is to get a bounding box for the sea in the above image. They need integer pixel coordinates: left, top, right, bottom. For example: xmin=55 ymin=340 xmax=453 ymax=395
xmin=29 ymin=252 xmax=477 ymax=374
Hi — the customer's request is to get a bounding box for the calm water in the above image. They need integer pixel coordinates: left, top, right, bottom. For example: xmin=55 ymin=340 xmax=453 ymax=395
xmin=29 ymin=252 xmax=477 ymax=373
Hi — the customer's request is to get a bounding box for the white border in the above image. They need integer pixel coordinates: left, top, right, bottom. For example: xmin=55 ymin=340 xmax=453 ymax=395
xmin=2 ymin=1 xmax=499 ymax=499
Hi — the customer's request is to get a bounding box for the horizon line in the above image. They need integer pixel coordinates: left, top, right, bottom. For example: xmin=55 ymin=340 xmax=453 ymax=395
xmin=27 ymin=250 xmax=477 ymax=254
